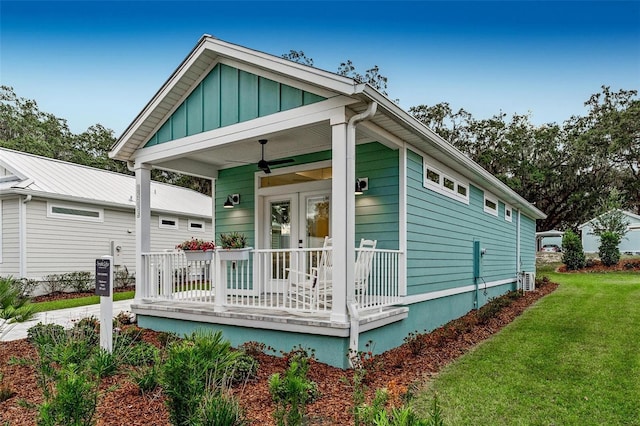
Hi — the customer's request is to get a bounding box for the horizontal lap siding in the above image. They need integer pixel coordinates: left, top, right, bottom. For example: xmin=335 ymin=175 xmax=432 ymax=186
xmin=0 ymin=198 xmax=20 ymax=276
xmin=24 ymin=200 xmax=211 ymax=279
xmin=519 ymin=213 xmax=536 ymax=272
xmin=406 ymin=149 xmax=517 ymax=296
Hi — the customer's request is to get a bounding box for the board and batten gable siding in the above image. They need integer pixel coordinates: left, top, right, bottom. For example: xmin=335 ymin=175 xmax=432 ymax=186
xmin=0 ymin=198 xmax=20 ymax=276
xmin=406 ymin=149 xmax=519 ymax=296
xmin=355 ymin=143 xmax=399 ymax=250
xmin=146 ymin=64 xmax=326 ymax=147
xmin=23 ymin=199 xmax=211 ymax=279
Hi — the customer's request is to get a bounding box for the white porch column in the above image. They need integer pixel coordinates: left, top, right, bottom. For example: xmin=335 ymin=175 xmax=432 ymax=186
xmin=330 ymin=112 xmax=350 ymax=322
xmin=134 ymin=163 xmax=152 ymax=300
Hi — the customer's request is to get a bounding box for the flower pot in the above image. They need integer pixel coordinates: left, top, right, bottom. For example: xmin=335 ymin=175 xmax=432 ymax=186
xmin=184 ymin=250 xmax=214 ymax=262
xmin=217 ymin=247 xmax=252 ymax=261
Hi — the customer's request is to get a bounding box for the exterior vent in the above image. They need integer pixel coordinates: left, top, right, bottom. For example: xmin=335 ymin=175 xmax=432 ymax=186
xmin=519 ymin=272 xmax=536 ymax=292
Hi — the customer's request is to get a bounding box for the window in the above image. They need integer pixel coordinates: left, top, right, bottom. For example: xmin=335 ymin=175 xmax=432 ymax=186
xmin=505 ymin=205 xmax=513 ymax=222
xmin=484 ymin=195 xmax=498 ymax=216
xmin=423 ymin=159 xmax=470 ymax=204
xmin=188 ymin=220 xmax=205 ymax=232
xmin=426 ymin=168 xmax=440 ymax=184
xmin=159 ymin=216 xmax=178 ymax=229
xmin=47 ymin=202 xmax=103 ymax=222
xmin=443 ymin=176 xmax=455 ymax=191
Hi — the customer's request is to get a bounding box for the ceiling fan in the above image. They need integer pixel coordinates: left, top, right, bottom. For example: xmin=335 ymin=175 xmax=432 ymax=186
xmin=256 ymin=139 xmax=293 ymax=174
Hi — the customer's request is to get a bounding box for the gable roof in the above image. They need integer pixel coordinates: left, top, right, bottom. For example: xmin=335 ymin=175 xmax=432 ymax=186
xmin=578 ymin=209 xmax=640 ymax=229
xmin=0 ymin=148 xmax=211 ymax=218
xmin=110 ymin=35 xmax=545 ymax=220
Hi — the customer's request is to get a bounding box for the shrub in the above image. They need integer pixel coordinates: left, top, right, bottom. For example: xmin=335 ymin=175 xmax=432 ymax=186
xmin=196 ymin=389 xmax=246 ymax=426
xmin=562 ymin=229 xmax=586 ymax=270
xmin=42 ymin=274 xmax=69 ymax=294
xmin=66 ymin=271 xmax=93 ymax=293
xmin=129 ymin=363 xmax=160 ymax=396
xmin=269 ymin=353 xmax=319 ymax=426
xmin=114 ymin=266 xmax=135 ymax=289
xmin=120 ymin=341 xmax=160 ymax=367
xmin=89 ymin=348 xmax=119 ymax=378
xmin=599 ymin=231 xmax=621 ymax=266
xmin=27 ymin=323 xmax=66 ymax=347
xmin=404 ymin=331 xmax=428 ymax=356
xmin=17 ymin=277 xmax=39 ymax=298
xmin=160 ymin=330 xmax=241 ymax=426
xmin=232 ymin=351 xmax=259 ymax=384
xmin=37 ymin=364 xmax=98 ymax=426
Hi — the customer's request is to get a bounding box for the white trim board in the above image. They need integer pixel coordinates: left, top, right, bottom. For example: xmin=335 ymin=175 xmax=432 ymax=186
xmin=402 ymin=277 xmax=517 ymax=305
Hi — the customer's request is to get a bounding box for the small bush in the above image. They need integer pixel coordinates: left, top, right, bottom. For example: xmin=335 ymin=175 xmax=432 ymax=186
xmin=269 ymin=348 xmax=319 ymax=426
xmin=114 ymin=266 xmax=135 ymax=289
xmin=121 ymin=342 xmax=160 ymax=367
xmin=129 ymin=364 xmax=160 ymax=396
xmin=89 ymin=348 xmax=119 ymax=378
xmin=66 ymin=271 xmax=94 ymax=293
xmin=17 ymin=277 xmax=39 ymax=298
xmin=161 ymin=330 xmax=241 ymax=426
xmin=196 ymin=389 xmax=247 ymax=426
xmin=404 ymin=331 xmax=428 ymax=356
xmin=599 ymin=231 xmax=621 ymax=266
xmin=562 ymin=229 xmax=586 ymax=270
xmin=27 ymin=323 xmax=66 ymax=347
xmin=232 ymin=352 xmax=259 ymax=384
xmin=42 ymin=274 xmax=69 ymax=294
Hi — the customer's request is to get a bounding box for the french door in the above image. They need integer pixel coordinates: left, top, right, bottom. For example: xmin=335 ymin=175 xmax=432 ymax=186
xmin=263 ymin=190 xmax=331 ymax=292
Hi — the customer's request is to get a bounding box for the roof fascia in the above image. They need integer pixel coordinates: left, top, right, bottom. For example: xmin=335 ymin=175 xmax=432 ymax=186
xmin=357 ymin=85 xmax=546 ymax=220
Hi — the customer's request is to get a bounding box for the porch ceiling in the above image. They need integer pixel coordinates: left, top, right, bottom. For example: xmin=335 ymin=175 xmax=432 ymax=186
xmin=152 ymin=119 xmax=380 ymax=176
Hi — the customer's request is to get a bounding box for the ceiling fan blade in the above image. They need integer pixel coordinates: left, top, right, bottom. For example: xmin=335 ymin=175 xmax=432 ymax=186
xmin=267 ymin=158 xmax=295 ymax=166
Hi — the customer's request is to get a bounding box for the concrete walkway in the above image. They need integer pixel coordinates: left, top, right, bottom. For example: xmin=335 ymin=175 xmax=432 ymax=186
xmin=1 ymin=300 xmax=133 ymax=342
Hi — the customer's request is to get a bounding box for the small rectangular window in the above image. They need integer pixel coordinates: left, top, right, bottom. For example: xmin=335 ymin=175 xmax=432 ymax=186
xmin=484 ymin=195 xmax=498 ymax=216
xmin=443 ymin=176 xmax=455 ymax=191
xmin=188 ymin=220 xmax=205 ymax=232
xmin=457 ymin=184 xmax=467 ymax=197
xmin=505 ymin=205 xmax=513 ymax=222
xmin=426 ymin=169 xmax=440 ymax=184
xmin=48 ymin=202 xmax=104 ymax=222
xmin=159 ymin=216 xmax=178 ymax=229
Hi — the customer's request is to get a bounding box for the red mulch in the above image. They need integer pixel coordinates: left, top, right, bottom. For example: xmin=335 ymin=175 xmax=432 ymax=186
xmin=1 ymin=282 xmax=558 ymax=426
xmin=30 ymin=286 xmax=135 ymax=303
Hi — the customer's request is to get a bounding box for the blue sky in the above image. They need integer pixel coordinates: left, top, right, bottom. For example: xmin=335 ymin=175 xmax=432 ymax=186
xmin=1 ymin=1 xmax=639 ymax=136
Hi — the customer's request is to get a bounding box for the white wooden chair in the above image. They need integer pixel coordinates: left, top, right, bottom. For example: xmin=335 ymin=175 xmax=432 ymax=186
xmin=354 ymin=238 xmax=377 ymax=305
xmin=286 ymin=237 xmax=332 ymax=310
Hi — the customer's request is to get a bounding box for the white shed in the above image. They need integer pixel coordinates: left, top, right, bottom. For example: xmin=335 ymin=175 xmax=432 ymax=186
xmin=0 ymin=148 xmax=212 ymax=282
xmin=578 ymin=210 xmax=640 ymax=254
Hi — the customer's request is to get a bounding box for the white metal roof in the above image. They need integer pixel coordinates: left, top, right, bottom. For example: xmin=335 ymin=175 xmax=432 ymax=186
xmin=0 ymin=148 xmax=211 ymax=218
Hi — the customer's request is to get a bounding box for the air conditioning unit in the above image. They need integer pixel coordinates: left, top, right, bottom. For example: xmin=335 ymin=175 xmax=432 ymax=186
xmin=520 ymin=272 xmax=536 ymax=292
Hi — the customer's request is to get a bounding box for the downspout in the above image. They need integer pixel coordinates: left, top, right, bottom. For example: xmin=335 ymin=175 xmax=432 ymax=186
xmin=19 ymin=195 xmax=32 ymax=277
xmin=346 ymin=101 xmax=377 ymax=366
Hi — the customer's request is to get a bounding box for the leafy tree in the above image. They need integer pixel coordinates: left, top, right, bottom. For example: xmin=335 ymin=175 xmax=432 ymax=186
xmin=561 ymin=230 xmax=586 ymax=270
xmin=599 ymin=231 xmax=621 ymax=267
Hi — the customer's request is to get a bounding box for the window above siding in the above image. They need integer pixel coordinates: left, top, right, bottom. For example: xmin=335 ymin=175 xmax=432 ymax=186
xmin=505 ymin=205 xmax=513 ymax=222
xmin=159 ymin=216 xmax=178 ymax=230
xmin=484 ymin=194 xmax=499 ymax=216
xmin=188 ymin=220 xmax=205 ymax=233
xmin=423 ymin=160 xmax=469 ymax=204
xmin=47 ymin=202 xmax=104 ymax=223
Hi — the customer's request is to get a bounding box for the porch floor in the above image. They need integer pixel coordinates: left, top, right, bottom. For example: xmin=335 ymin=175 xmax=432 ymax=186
xmin=132 ymin=299 xmax=408 ymax=338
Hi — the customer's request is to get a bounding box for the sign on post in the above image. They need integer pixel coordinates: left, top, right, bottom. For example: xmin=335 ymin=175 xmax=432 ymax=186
xmin=95 ymin=256 xmax=113 ymax=353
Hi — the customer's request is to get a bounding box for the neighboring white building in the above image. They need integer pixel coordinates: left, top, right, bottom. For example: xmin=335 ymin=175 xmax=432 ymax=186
xmin=578 ymin=210 xmax=640 ymax=254
xmin=0 ymin=147 xmax=213 ymax=281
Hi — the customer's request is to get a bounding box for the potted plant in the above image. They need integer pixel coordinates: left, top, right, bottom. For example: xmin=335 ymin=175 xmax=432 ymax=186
xmin=218 ymin=232 xmax=251 ymax=261
xmin=176 ymin=238 xmax=216 ymax=262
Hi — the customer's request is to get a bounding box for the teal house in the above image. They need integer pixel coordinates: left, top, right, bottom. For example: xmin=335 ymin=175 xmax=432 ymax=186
xmin=110 ymin=36 xmax=545 ymax=368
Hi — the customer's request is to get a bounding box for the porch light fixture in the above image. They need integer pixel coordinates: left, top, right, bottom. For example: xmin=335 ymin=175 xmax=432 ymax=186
xmin=355 ymin=178 xmax=368 ymax=195
xmin=224 ymin=194 xmax=240 ymax=208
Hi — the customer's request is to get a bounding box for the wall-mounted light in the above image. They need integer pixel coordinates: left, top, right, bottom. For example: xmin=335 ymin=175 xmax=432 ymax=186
xmin=224 ymin=194 xmax=240 ymax=208
xmin=355 ymin=178 xmax=368 ymax=195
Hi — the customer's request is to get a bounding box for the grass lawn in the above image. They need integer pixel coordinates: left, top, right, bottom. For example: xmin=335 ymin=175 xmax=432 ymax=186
xmin=31 ymin=291 xmax=135 ymax=313
xmin=415 ymin=269 xmax=640 ymax=425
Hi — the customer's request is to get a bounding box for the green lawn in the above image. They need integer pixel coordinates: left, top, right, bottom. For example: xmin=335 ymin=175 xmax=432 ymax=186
xmin=415 ymin=270 xmax=640 ymax=425
xmin=31 ymin=291 xmax=135 ymax=313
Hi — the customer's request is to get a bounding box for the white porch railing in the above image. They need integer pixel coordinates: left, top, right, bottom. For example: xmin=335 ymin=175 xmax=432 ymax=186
xmin=140 ymin=247 xmax=401 ymax=314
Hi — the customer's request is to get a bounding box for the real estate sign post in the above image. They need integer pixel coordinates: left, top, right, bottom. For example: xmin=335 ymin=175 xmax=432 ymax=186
xmin=96 ymin=256 xmax=113 ymax=353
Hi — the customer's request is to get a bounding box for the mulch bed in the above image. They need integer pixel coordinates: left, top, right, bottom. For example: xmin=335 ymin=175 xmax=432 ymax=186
xmin=30 ymin=286 xmax=135 ymax=303
xmin=557 ymin=258 xmax=640 ymax=273
xmin=1 ymin=281 xmax=558 ymax=425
